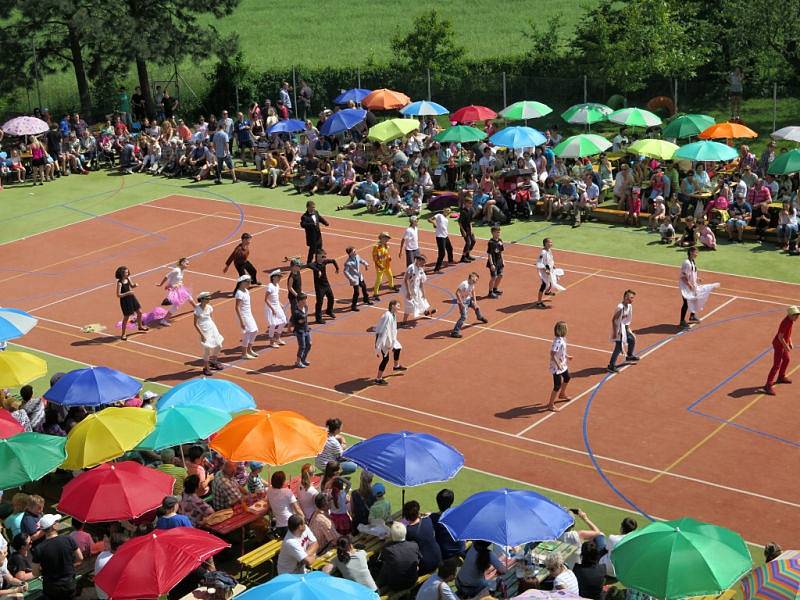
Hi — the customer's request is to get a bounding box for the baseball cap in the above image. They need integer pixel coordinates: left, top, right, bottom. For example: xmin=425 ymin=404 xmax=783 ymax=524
xmin=38 ymin=514 xmax=62 ymax=530
xmin=372 ymin=482 xmax=386 ymax=496
xmin=162 ymin=495 xmax=179 ymax=508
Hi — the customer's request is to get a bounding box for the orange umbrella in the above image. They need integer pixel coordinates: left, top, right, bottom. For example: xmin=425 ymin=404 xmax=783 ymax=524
xmin=209 ymin=410 xmax=326 ymax=465
xmin=699 ymin=121 xmax=758 ymax=139
xmin=362 ymin=88 xmax=411 ymax=111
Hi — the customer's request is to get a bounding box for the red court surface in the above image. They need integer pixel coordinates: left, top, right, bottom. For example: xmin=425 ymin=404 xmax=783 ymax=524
xmin=3 ymin=194 xmax=798 ymax=546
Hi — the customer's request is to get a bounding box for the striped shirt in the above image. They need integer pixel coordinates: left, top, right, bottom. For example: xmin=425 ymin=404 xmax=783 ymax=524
xmin=315 ymin=435 xmax=343 ymax=471
xmin=156 ymin=463 xmax=188 ymax=495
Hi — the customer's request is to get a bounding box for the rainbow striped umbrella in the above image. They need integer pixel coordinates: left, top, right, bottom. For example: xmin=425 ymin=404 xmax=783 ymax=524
xmin=742 ymin=558 xmax=800 ymax=600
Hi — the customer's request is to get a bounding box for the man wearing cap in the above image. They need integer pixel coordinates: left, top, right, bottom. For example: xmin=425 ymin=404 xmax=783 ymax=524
xmin=300 ymin=201 xmax=330 ymax=264
xmin=308 ymin=250 xmax=339 ymax=324
xmin=31 ymin=514 xmax=83 ymax=599
xmin=763 ymin=306 xmax=800 ymax=395
xmin=224 ymin=233 xmax=261 ymax=294
xmin=155 ymin=496 xmax=193 ymax=530
xmin=398 ymin=216 xmax=420 ymax=267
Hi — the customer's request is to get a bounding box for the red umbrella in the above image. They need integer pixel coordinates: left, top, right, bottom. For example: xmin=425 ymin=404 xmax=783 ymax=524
xmin=94 ymin=527 xmax=229 ymax=600
xmin=58 ymin=461 xmax=175 ymax=522
xmin=0 ymin=410 xmax=23 ymax=439
xmin=452 ymin=105 xmax=497 ymax=124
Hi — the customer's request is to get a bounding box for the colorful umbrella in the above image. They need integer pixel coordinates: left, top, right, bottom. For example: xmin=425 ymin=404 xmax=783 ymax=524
xmin=489 ymin=126 xmax=547 ymax=149
xmin=663 ymin=114 xmax=716 ymax=139
xmin=439 ymin=488 xmax=573 ymax=547
xmin=609 ymin=107 xmax=663 ymax=128
xmin=700 ymin=121 xmax=758 ymax=139
xmin=62 ymin=407 xmax=156 ymax=470
xmin=741 ymin=557 xmax=800 ymax=600
xmin=0 ymin=432 xmax=67 ymax=489
xmin=94 ymin=527 xmax=229 ymax=600
xmin=361 ymin=89 xmax=411 ymax=111
xmin=156 ymin=377 xmax=255 ymax=414
xmin=0 ymin=308 xmax=37 ymax=342
xmin=0 ymin=351 xmax=47 ymax=387
xmin=674 ymin=140 xmax=739 ymax=162
xmin=452 ymin=105 xmax=497 ymax=124
xmin=0 ymin=410 xmax=23 ymax=439
xmin=611 ymin=517 xmax=752 ymax=600
xmin=768 ymin=149 xmax=800 ymax=175
xmin=1 ymin=116 xmax=49 ymax=136
xmin=268 ymin=119 xmax=307 ymax=135
xmin=772 ymin=126 xmax=800 ymax=143
xmin=561 ymin=103 xmax=612 ymax=125
xmin=400 ymin=100 xmax=449 ymax=116
xmin=367 ymin=118 xmax=420 ymax=143
xmin=58 ymin=461 xmax=175 ymax=522
xmin=433 ymin=125 xmax=487 ymax=144
xmin=628 ymin=138 xmax=679 ymax=160
xmin=319 ymin=108 xmax=367 ymax=137
xmin=553 ymin=134 xmax=611 ymax=158
xmin=210 ymin=409 xmax=326 ymax=466
xmin=237 ymin=572 xmax=379 ymax=600
xmin=136 ymin=405 xmax=231 ymax=451
xmin=500 ymin=100 xmax=553 ymax=121
xmin=333 ymin=88 xmax=372 ymax=105
xmin=43 ymin=366 xmax=141 ymax=407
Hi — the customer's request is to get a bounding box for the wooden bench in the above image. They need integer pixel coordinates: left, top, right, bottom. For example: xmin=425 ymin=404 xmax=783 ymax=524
xmin=237 ymin=538 xmax=282 ymax=584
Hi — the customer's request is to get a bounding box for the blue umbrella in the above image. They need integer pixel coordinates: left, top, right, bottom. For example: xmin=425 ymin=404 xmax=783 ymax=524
xmin=343 ymin=431 xmax=464 ymax=487
xmin=400 ymin=100 xmax=450 ymax=116
xmin=267 ymin=119 xmax=307 ymax=135
xmin=490 ymin=126 xmax=547 ymax=149
xmin=440 ymin=488 xmax=573 ymax=547
xmin=319 ymin=109 xmax=367 ymax=136
xmin=156 ymin=378 xmax=255 ymax=414
xmin=43 ymin=366 xmax=141 ymax=407
xmin=237 ymin=572 xmax=378 ymax=600
xmin=0 ymin=308 xmax=37 ymax=342
xmin=333 ymin=88 xmax=372 ymax=105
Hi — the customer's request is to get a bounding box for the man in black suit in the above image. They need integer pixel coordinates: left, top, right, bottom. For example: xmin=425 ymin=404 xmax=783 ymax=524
xmin=300 ymin=201 xmax=330 ymax=264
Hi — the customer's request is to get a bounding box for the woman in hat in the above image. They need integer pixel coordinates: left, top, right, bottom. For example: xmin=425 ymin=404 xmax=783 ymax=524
xmin=264 ymin=270 xmax=287 ymax=348
xmin=193 ymin=292 xmax=224 ymax=376
xmin=234 ymin=275 xmax=259 ymax=359
xmin=762 ymin=305 xmax=800 ymax=395
xmin=372 ymin=232 xmax=395 ymax=301
xmin=374 ymin=300 xmax=406 ymax=385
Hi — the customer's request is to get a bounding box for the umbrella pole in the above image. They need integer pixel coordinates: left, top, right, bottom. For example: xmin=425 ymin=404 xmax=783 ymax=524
xmin=401 ymin=488 xmax=405 ymax=507
xmin=179 ymin=445 xmax=186 ymax=466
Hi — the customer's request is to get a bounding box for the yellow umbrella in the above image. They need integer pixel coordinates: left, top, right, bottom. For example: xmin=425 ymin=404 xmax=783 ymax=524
xmin=367 ymin=118 xmax=420 ymax=143
xmin=63 ymin=407 xmax=156 ymax=470
xmin=0 ymin=351 xmax=47 ymax=387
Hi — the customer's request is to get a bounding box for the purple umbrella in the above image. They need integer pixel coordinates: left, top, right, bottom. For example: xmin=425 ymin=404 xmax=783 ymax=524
xmin=1 ymin=116 xmax=49 ymax=136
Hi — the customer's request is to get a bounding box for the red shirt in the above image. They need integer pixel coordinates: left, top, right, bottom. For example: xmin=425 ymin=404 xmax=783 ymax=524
xmin=774 ymin=316 xmax=794 ymax=345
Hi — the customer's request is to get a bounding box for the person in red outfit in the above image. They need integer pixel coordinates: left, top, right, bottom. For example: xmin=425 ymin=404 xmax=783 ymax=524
xmin=763 ymin=305 xmax=800 ymax=395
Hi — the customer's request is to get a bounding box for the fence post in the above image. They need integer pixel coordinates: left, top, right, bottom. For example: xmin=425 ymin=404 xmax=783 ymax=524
xmin=427 ymin=68 xmax=431 ymax=101
xmin=502 ymin=72 xmax=507 ymax=108
xmin=773 ymin=82 xmax=778 ymax=132
xmin=357 ymin=67 xmax=361 ymax=89
xmin=583 ymin=74 xmax=587 ymax=103
xmin=292 ymin=66 xmax=298 ymax=115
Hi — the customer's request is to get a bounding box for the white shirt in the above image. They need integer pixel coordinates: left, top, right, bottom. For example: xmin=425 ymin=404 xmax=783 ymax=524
xmin=165 ymin=267 xmax=183 ymax=288
xmin=457 ymin=279 xmax=475 ymax=303
xmin=681 ymin=259 xmax=698 ymax=289
xmin=403 ymin=226 xmax=419 ymax=251
xmin=276 ymin=527 xmax=317 ymax=574
xmin=297 ymin=484 xmax=319 ymax=520
xmin=235 ymin=288 xmax=252 ymax=316
xmin=734 ymin=179 xmax=747 ymax=199
xmin=266 ymin=487 xmax=298 ymax=528
xmin=316 ymin=435 xmax=344 ymax=471
xmin=600 ymin=534 xmax=626 ymax=577
xmin=433 ymin=213 xmax=449 ymax=238
xmin=554 ymin=568 xmax=580 ymax=594
xmin=95 ymin=550 xmax=114 ymax=599
xmin=549 ymin=336 xmax=568 ymax=374
xmin=537 ymin=248 xmax=554 ymax=271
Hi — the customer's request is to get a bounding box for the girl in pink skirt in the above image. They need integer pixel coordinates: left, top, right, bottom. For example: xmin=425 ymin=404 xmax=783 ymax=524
xmin=156 ymin=257 xmax=194 ymax=326
xmin=698 ymin=217 xmax=717 ymax=250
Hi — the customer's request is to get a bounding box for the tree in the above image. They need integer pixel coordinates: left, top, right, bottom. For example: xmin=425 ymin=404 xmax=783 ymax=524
xmin=524 ymin=13 xmax=566 ymax=70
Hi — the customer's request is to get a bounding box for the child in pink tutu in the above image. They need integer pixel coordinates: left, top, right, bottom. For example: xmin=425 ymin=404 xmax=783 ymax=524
xmin=698 ymin=218 xmax=717 ymax=250
xmin=156 ymin=257 xmax=194 ymax=326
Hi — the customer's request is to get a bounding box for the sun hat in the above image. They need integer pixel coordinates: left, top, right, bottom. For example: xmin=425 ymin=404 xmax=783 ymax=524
xmin=197 ymin=291 xmax=212 ymax=300
xmin=372 ymin=482 xmax=386 ymax=497
xmin=237 ymin=274 xmax=251 ymax=283
xmin=270 ymin=269 xmax=283 ymax=278
xmin=142 ymin=390 xmax=159 ymax=401
xmin=378 ymin=232 xmax=391 ymax=240
xmin=788 ymin=306 xmax=800 ymax=316
xmin=37 ymin=514 xmax=62 ymax=530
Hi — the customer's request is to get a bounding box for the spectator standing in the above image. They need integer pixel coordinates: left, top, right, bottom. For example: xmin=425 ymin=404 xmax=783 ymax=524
xmin=279 ymin=82 xmax=293 ymax=115
xmin=299 ymin=79 xmax=313 ymax=119
xmin=131 ymin=87 xmax=145 ymax=123
xmin=212 ymin=124 xmax=237 ymax=184
xmin=729 ymin=67 xmax=744 ymax=119
xmin=117 ymin=87 xmax=131 ymax=127
xmin=31 ymin=514 xmax=83 ymax=600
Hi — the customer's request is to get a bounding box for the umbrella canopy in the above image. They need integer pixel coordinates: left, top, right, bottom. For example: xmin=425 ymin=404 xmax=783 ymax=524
xmin=237 ymin=571 xmax=379 ymax=600
xmin=490 ymin=126 xmax=547 ymax=149
xmin=741 ymin=558 xmax=800 ymax=600
xmin=0 ymin=351 xmax=47 ymax=387
xmin=361 ymin=89 xmax=411 ymax=111
xmin=554 ymin=134 xmax=612 ymax=158
xmin=452 ymin=105 xmax=497 ymax=124
xmin=62 ymin=407 xmax=156 ymax=470
xmin=0 ymin=308 xmax=37 ymax=342
xmin=628 ymin=138 xmax=679 ymax=160
xmin=1 ymin=116 xmax=49 ymax=136
xmin=561 ymin=103 xmax=612 ymax=125
xmin=95 ymin=527 xmax=229 ymax=600
xmin=319 ymin=108 xmax=367 ymax=136
xmin=768 ymin=148 xmax=800 ymax=175
xmin=611 ymin=517 xmax=752 ymax=600
xmin=210 ymin=410 xmax=326 ymax=466
xmin=156 ymin=378 xmax=255 ymax=414
xmin=500 ymin=100 xmax=553 ymax=121
xmin=343 ymin=431 xmax=464 ymax=487
xmin=439 ymin=488 xmax=573 ymax=547
xmin=433 ymin=125 xmax=487 ymax=144
xmin=0 ymin=410 xmax=23 ymax=439
xmin=367 ymin=118 xmax=420 ymax=143
xmin=136 ymin=405 xmax=231 ymax=451
xmin=699 ymin=121 xmax=758 ymax=139
xmin=609 ymin=107 xmax=663 ymax=128
xmin=400 ymin=100 xmax=449 ymax=116
xmin=334 ymin=88 xmax=372 ymax=105
xmin=0 ymin=432 xmax=67 ymax=490
xmin=58 ymin=461 xmax=175 ymax=522
xmin=772 ymin=126 xmax=800 ymax=143
xmin=43 ymin=366 xmax=141 ymax=407
xmin=662 ymin=114 xmax=716 ymax=139
xmin=674 ymin=140 xmax=739 ymax=162
xmin=268 ymin=119 xmax=307 ymax=135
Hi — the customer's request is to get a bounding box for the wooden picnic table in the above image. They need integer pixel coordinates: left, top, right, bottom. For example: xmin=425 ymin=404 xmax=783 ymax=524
xmin=179 ymin=583 xmax=247 ymax=599
xmin=204 ymin=501 xmax=270 ymax=557
xmin=492 ymin=540 xmax=579 ymax=597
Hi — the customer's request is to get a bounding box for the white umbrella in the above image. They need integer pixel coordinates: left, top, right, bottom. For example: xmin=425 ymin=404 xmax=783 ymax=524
xmin=772 ymin=126 xmax=800 ymax=142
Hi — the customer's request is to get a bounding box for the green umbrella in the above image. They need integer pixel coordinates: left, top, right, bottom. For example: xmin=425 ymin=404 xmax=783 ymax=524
xmin=0 ymin=432 xmax=67 ymax=490
xmin=135 ymin=405 xmax=232 ymax=452
xmin=609 ymin=107 xmax=663 ymax=128
xmin=674 ymin=140 xmax=739 ymax=162
xmin=499 ymin=100 xmax=553 ymax=121
xmin=611 ymin=517 xmax=752 ymax=600
xmin=366 ymin=118 xmax=419 ymax=143
xmin=561 ymin=103 xmax=612 ymax=125
xmin=628 ymin=139 xmax=679 ymax=160
xmin=662 ymin=114 xmax=716 ymax=139
xmin=768 ymin=148 xmax=800 ymax=175
xmin=433 ymin=125 xmax=487 ymax=143
xmin=553 ymin=134 xmax=611 ymax=158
